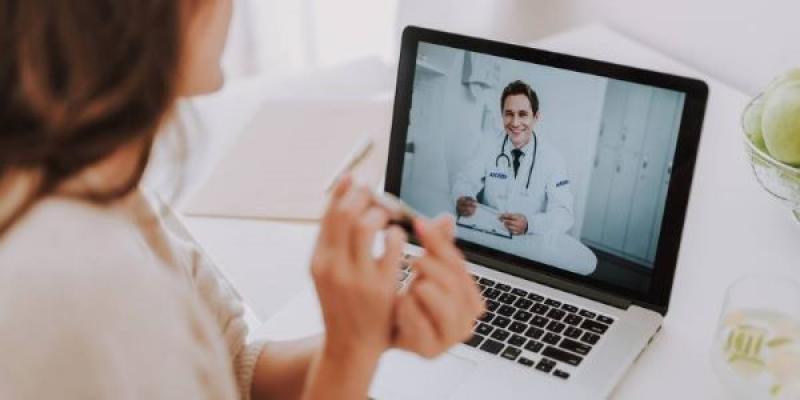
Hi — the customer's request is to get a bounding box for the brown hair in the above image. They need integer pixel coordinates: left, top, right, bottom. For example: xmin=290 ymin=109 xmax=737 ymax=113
xmin=500 ymin=80 xmax=539 ymax=114
xmin=0 ymin=0 xmax=199 ymax=233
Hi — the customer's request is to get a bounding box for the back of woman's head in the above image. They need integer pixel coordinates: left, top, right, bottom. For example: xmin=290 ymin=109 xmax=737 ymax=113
xmin=0 ymin=0 xmax=215 ymax=231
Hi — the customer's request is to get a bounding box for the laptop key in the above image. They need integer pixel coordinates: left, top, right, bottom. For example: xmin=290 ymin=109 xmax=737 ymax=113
xmin=581 ymin=319 xmax=609 ymax=334
xmin=480 ymin=339 xmax=504 ymax=355
xmin=581 ymin=332 xmax=601 ymax=345
xmin=514 ymin=298 xmax=533 ymax=310
xmin=559 ymin=338 xmax=591 ymax=355
xmin=578 ymin=309 xmax=596 ymax=319
xmin=483 ymin=288 xmax=501 ymax=300
xmin=542 ymin=346 xmax=583 ymax=366
xmin=524 ymin=340 xmax=544 ymax=353
xmin=527 ymin=293 xmax=545 ymax=302
xmin=491 ymin=329 xmax=510 ymax=342
xmin=546 ymin=321 xmax=566 ymax=334
xmin=597 ymin=315 xmax=615 ymax=325
xmin=501 ymin=346 xmax=521 ymax=361
xmin=518 ymin=357 xmax=535 ymax=367
xmin=524 ymin=326 xmax=544 ymax=340
xmin=511 ymin=288 xmax=528 ymax=297
xmin=508 ymin=334 xmax=526 ymax=347
xmin=496 ymin=283 xmax=512 ymax=292
xmin=479 ymin=278 xmax=496 ymax=286
xmin=553 ymin=370 xmax=570 ymax=380
xmin=535 ymin=358 xmax=556 ymax=373
xmin=486 ymin=300 xmax=500 ymax=312
xmin=547 ymin=308 xmax=566 ymax=321
xmin=531 ymin=303 xmax=549 ymax=315
xmin=498 ymin=293 xmax=517 ymax=305
xmin=479 ymin=312 xmax=495 ymax=323
xmin=492 ymin=316 xmax=511 ymax=329
xmin=561 ymin=304 xmax=579 ymax=313
xmin=563 ymin=314 xmax=583 ymax=326
xmin=509 ymin=321 xmax=527 ymax=334
xmin=544 ymin=299 xmax=562 ymax=307
xmin=498 ymin=305 xmax=516 ymax=317
xmin=475 ymin=323 xmax=493 ymax=336
xmin=542 ymin=333 xmax=561 ymax=345
xmin=564 ymin=326 xmax=582 ymax=339
xmin=513 ymin=310 xmax=532 ymax=323
xmin=531 ymin=316 xmax=548 ymax=328
xmin=464 ymin=334 xmax=484 ymax=347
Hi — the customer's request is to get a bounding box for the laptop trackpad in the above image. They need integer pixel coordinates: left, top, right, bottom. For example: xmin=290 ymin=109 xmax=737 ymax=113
xmin=370 ymin=350 xmax=476 ymax=400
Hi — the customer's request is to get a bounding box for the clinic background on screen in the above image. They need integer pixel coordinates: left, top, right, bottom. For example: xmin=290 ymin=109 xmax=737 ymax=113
xmin=400 ymin=43 xmax=684 ymax=279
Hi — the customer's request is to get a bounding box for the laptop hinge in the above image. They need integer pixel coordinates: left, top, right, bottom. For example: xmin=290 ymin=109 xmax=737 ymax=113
xmin=464 ymin=250 xmax=634 ymax=310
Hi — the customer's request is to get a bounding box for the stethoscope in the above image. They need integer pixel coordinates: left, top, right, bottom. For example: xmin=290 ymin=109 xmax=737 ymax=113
xmin=495 ymin=133 xmax=537 ymax=189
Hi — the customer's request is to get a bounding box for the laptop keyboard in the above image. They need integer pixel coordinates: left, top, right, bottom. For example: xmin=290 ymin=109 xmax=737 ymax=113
xmin=396 ymin=256 xmax=615 ymax=381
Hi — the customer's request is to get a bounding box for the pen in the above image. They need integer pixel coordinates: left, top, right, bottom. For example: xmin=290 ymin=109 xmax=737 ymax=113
xmin=324 ymin=136 xmax=419 ymax=234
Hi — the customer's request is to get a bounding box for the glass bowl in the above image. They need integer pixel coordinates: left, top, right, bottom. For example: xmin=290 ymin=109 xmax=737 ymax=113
xmin=742 ymin=96 xmax=800 ymax=223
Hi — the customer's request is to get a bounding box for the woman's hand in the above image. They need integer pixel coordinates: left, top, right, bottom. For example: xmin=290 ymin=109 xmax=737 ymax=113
xmin=310 ymin=176 xmax=406 ymax=364
xmin=392 ymin=216 xmax=485 ymax=358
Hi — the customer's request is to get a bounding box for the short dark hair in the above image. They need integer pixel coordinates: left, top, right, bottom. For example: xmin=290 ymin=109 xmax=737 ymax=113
xmin=500 ymin=80 xmax=539 ymax=114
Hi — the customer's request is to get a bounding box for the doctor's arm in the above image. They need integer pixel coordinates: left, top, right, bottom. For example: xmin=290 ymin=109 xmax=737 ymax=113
xmin=451 ymin=150 xmax=487 ymax=216
xmin=523 ymin=161 xmax=575 ymax=235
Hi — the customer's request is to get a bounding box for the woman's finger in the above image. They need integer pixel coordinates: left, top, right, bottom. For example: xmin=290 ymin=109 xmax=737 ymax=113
xmin=415 ymin=217 xmax=462 ymax=270
xmin=394 ymin=293 xmax=441 ymax=358
xmin=353 ymin=206 xmax=390 ymax=267
xmin=412 ymin=280 xmax=469 ymax=345
xmin=379 ymin=226 xmax=406 ymax=275
xmin=324 ymin=184 xmax=372 ymax=250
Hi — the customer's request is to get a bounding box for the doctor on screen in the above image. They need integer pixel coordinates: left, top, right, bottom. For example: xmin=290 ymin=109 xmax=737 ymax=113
xmin=452 ymin=80 xmax=574 ymax=236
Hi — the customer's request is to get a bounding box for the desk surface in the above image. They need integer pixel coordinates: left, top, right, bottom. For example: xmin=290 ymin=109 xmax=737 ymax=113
xmin=183 ymin=24 xmax=800 ymax=399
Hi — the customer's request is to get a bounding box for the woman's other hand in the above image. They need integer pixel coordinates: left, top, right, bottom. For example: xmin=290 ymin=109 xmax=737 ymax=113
xmin=393 ymin=216 xmax=485 ymax=358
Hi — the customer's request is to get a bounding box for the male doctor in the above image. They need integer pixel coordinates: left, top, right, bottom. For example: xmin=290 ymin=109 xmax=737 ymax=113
xmin=453 ymin=80 xmax=574 ymax=236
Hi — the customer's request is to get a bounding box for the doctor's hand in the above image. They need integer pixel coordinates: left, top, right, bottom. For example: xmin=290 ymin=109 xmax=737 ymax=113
xmin=392 ymin=215 xmax=485 ymax=358
xmin=456 ymin=196 xmax=477 ymax=217
xmin=499 ymin=213 xmax=528 ymax=235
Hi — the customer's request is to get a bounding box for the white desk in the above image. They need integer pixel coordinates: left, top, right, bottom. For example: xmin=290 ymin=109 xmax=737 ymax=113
xmin=182 ymin=25 xmax=800 ymax=398
xmin=455 ymin=226 xmax=597 ymax=275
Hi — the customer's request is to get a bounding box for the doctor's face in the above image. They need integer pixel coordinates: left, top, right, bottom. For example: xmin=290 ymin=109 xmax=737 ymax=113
xmin=503 ymin=94 xmax=538 ymax=148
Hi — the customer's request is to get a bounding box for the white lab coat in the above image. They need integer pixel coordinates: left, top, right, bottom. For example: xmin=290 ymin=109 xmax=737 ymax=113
xmin=452 ymin=131 xmax=575 ymax=235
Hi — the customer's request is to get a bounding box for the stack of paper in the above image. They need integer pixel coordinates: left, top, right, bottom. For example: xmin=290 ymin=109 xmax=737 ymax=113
xmin=184 ymin=99 xmax=392 ymax=221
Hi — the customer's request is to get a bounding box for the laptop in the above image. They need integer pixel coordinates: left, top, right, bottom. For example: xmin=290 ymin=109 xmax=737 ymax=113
xmin=270 ymin=26 xmax=708 ymax=399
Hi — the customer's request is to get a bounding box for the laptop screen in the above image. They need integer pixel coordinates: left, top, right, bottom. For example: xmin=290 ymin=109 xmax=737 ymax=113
xmin=398 ymin=41 xmax=687 ymax=295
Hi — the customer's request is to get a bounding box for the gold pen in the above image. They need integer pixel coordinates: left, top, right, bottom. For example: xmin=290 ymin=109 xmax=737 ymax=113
xmin=324 ymin=135 xmax=419 ymax=234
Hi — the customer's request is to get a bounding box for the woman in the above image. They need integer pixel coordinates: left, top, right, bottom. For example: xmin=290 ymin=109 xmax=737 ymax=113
xmin=0 ymin=1 xmax=483 ymax=399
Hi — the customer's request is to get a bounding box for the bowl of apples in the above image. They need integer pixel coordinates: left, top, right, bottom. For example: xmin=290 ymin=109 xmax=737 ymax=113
xmin=742 ymin=69 xmax=800 ymax=222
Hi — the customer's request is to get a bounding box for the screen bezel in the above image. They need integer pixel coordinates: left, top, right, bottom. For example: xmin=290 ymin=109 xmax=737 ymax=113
xmin=385 ymin=26 xmax=708 ymax=315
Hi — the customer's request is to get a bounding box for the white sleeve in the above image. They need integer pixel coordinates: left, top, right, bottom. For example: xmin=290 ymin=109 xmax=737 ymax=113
xmin=525 ymin=155 xmax=574 ymax=235
xmin=451 ymin=140 xmax=488 ymax=205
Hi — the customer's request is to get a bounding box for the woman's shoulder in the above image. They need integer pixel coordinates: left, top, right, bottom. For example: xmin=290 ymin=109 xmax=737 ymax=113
xmin=0 ymin=196 xmax=181 ymax=306
xmin=0 ymin=196 xmax=238 ymax=399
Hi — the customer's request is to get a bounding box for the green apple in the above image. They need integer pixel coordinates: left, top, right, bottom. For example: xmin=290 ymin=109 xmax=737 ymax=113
xmin=764 ymin=68 xmax=800 ymax=95
xmin=762 ymin=81 xmax=800 ymax=166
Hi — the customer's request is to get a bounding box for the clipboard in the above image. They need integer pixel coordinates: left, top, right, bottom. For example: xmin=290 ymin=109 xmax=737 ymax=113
xmin=456 ymin=203 xmax=512 ymax=239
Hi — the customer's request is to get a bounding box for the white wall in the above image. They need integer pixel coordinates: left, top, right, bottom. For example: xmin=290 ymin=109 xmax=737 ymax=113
xmin=396 ymin=0 xmax=800 ymax=95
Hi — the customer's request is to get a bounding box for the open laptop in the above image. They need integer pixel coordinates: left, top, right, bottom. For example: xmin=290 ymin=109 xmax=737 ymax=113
xmin=266 ymin=26 xmax=708 ymax=399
